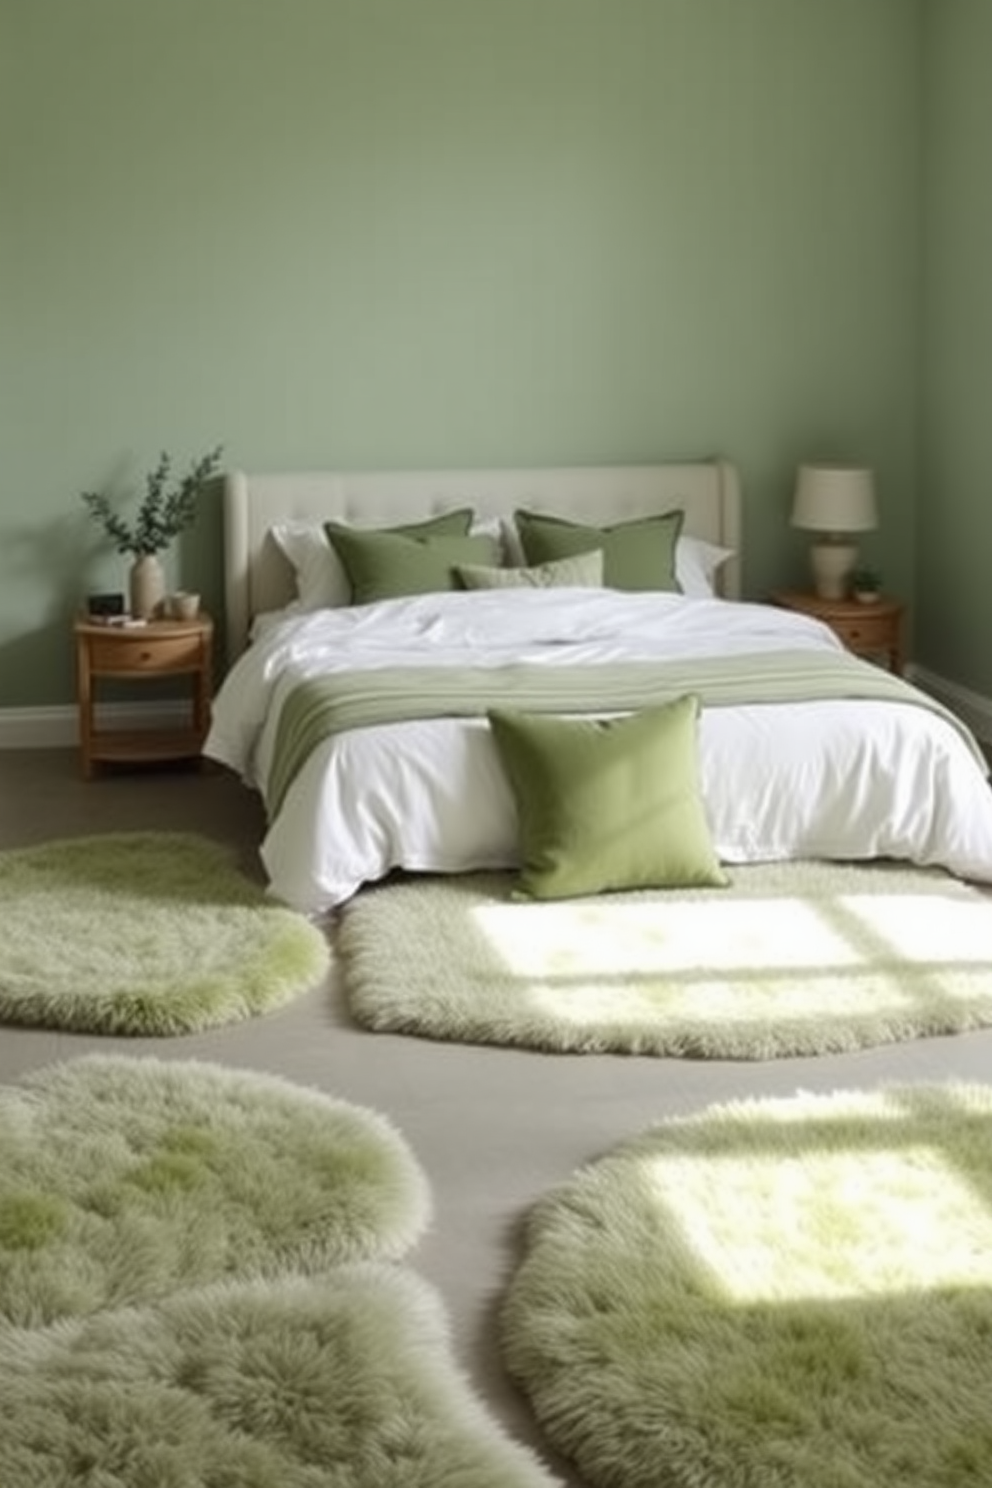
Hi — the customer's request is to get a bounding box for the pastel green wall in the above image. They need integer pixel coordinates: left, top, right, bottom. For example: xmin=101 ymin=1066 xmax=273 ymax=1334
xmin=2 ymin=0 xmax=920 ymax=706
xmin=920 ymin=0 xmax=992 ymax=696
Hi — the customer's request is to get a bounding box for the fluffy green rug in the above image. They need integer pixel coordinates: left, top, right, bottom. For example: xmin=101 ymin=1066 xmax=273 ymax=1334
xmin=339 ymin=861 xmax=992 ymax=1058
xmin=502 ymin=1083 xmax=992 ymax=1488
xmin=1 ymin=1267 xmax=557 ymax=1488
xmin=0 ymin=1056 xmax=430 ymax=1328
xmin=0 ymin=831 xmax=330 ymax=1034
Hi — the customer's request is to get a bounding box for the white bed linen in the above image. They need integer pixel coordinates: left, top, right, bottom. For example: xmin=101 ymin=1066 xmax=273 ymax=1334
xmin=205 ymin=590 xmax=992 ymax=913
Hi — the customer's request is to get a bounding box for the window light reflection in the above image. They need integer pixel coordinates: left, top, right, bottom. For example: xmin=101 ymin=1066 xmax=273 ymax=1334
xmin=468 ymin=891 xmax=992 ymax=1024
xmin=643 ymin=1147 xmax=992 ymax=1302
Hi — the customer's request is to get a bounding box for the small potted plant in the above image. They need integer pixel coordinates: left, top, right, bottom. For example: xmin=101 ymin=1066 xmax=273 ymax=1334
xmin=849 ymin=566 xmax=882 ymax=604
xmin=81 ymin=445 xmax=223 ymax=617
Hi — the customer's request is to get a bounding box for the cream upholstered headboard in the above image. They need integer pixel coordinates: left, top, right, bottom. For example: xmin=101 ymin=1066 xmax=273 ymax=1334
xmin=222 ymin=460 xmax=743 ymax=662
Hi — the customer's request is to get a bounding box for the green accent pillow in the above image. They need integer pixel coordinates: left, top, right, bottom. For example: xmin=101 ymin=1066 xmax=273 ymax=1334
xmin=513 ymin=508 xmax=684 ymax=591
xmin=455 ymin=549 xmax=604 ymax=591
xmin=487 ymin=695 xmax=727 ymax=900
xmin=332 ymin=509 xmax=474 ymax=538
xmin=325 ymin=517 xmax=499 ymax=604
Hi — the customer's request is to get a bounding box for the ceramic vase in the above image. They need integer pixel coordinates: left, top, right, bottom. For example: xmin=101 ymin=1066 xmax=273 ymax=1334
xmin=129 ymin=553 xmax=166 ymax=619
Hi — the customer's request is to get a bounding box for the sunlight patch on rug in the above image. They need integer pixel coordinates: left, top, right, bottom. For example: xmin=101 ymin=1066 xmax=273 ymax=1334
xmin=0 ymin=1056 xmax=431 ymax=1328
xmin=501 ymin=1083 xmax=992 ymax=1488
xmin=339 ymin=861 xmax=992 ymax=1057
xmin=0 ymin=831 xmax=330 ymax=1035
xmin=647 ymin=1145 xmax=992 ymax=1301
xmin=0 ymin=1268 xmax=557 ymax=1488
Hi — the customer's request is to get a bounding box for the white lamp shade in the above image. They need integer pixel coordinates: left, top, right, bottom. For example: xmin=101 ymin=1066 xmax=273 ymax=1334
xmin=791 ymin=464 xmax=878 ymax=535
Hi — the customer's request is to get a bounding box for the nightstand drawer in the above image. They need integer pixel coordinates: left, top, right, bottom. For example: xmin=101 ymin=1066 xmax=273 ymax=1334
xmin=831 ymin=613 xmax=893 ymax=649
xmin=87 ymin=632 xmax=204 ymax=674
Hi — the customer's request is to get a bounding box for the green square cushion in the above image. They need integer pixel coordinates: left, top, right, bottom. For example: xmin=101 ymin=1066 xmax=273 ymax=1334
xmin=325 ymin=515 xmax=499 ymax=604
xmin=455 ymin=549 xmax=604 ymax=591
xmin=487 ymin=694 xmax=727 ymax=900
xmin=513 ymin=508 xmax=684 ymax=592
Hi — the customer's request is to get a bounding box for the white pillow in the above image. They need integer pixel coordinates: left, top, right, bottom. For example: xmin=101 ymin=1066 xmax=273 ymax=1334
xmin=676 ymin=536 xmax=734 ymax=598
xmin=271 ymin=516 xmax=505 ymax=611
xmin=270 ymin=522 xmax=349 ymax=609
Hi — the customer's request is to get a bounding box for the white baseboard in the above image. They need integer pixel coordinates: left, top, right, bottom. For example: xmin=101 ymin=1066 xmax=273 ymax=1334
xmin=0 ymin=702 xmax=190 ymax=750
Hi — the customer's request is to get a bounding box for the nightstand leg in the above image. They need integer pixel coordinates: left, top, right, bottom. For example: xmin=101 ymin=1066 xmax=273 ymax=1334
xmin=193 ymin=634 xmax=212 ymax=763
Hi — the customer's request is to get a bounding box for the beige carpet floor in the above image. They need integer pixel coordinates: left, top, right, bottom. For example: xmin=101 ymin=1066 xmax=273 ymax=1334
xmin=4 ymin=749 xmax=992 ymax=1487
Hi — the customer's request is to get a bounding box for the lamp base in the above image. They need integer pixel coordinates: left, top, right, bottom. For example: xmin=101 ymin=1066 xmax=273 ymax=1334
xmin=809 ymin=539 xmax=858 ymax=601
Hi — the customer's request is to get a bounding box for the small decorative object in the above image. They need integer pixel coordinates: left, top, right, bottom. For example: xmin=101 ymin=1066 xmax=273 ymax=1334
xmin=85 ymin=592 xmax=125 ymax=619
xmin=169 ymin=590 xmax=201 ymax=621
xmin=850 ymin=566 xmax=882 ymax=604
xmin=790 ymin=463 xmax=878 ymax=600
xmin=81 ymin=445 xmax=223 ymax=618
xmin=129 ymin=553 xmax=166 ymax=621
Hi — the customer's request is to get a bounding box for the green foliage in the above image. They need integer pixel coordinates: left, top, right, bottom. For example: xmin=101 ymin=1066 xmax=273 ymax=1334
xmin=849 ymin=565 xmax=881 ymax=593
xmin=81 ymin=445 xmax=223 ymax=556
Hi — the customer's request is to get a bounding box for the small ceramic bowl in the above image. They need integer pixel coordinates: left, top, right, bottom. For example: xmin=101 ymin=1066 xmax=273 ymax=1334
xmin=170 ymin=591 xmax=201 ymax=621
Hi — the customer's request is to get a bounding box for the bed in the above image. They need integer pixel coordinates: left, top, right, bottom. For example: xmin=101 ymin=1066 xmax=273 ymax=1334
xmin=205 ymin=461 xmax=992 ymax=914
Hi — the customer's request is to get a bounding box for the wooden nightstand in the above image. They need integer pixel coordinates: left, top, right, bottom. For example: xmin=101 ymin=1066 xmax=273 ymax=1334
xmin=770 ymin=591 xmax=905 ymax=674
xmin=75 ymin=615 xmax=214 ymax=778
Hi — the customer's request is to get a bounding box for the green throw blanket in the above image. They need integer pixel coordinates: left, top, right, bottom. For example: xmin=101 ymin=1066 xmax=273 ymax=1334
xmin=265 ymin=650 xmax=986 ymax=819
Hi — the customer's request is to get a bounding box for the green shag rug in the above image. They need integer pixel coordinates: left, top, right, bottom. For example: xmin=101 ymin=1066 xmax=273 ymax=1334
xmin=0 ymin=1267 xmax=557 ymax=1488
xmin=502 ymin=1083 xmax=992 ymax=1488
xmin=0 ymin=1055 xmax=431 ymax=1328
xmin=339 ymin=861 xmax=992 ymax=1058
xmin=0 ymin=831 xmax=330 ymax=1034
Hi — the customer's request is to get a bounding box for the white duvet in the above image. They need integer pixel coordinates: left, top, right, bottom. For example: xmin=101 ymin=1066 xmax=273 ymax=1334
xmin=205 ymin=588 xmax=992 ymax=913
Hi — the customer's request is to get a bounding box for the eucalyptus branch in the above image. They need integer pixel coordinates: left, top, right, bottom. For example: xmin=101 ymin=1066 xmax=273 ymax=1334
xmin=81 ymin=445 xmax=224 ymax=557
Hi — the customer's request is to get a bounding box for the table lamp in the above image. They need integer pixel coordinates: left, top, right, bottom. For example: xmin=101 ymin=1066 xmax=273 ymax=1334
xmin=790 ymin=463 xmax=878 ymax=600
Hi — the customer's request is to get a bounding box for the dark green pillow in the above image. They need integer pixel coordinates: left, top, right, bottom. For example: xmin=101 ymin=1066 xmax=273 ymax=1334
xmin=513 ymin=508 xmax=684 ymax=591
xmin=488 ymin=695 xmax=727 ymax=900
xmin=324 ymin=509 xmax=475 ymax=602
xmin=327 ymin=509 xmax=473 ymax=542
xmin=325 ymin=525 xmax=500 ymax=604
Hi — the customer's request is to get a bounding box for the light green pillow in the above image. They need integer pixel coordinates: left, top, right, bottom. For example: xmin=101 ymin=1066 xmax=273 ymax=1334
xmin=513 ymin=508 xmax=684 ymax=592
xmin=325 ymin=524 xmax=499 ymax=604
xmin=487 ymin=695 xmax=727 ymax=900
xmin=456 ymin=549 xmax=604 ymax=591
